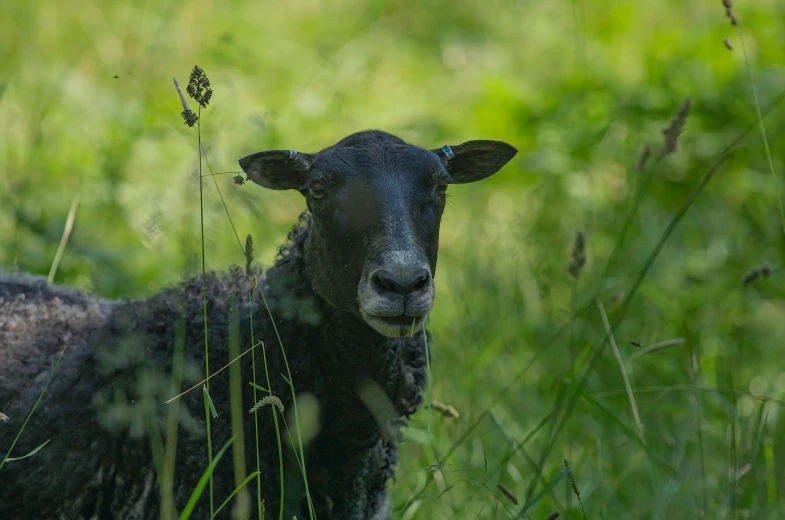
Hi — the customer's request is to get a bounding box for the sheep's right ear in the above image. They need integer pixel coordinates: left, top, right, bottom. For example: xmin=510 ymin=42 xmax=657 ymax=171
xmin=238 ymin=150 xmax=315 ymax=191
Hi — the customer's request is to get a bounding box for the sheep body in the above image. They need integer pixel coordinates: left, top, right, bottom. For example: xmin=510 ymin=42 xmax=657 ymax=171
xmin=0 ymin=213 xmax=427 ymax=519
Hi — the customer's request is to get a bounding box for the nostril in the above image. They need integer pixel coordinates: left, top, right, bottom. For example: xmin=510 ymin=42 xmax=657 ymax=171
xmin=372 ymin=270 xmax=405 ymax=294
xmin=410 ymin=269 xmax=430 ymax=291
xmin=371 ymin=268 xmax=430 ymax=296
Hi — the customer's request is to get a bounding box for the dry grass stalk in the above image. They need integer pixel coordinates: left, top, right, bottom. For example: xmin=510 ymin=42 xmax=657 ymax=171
xmin=48 ymin=195 xmax=80 ymax=284
xmin=173 ymin=77 xmax=198 ymax=127
xmin=164 ymin=343 xmax=260 ymax=404
xmin=0 ymin=412 xmax=9 ymax=422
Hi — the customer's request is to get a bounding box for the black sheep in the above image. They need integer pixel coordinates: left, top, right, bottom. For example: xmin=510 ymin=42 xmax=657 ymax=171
xmin=0 ymin=130 xmax=516 ymax=519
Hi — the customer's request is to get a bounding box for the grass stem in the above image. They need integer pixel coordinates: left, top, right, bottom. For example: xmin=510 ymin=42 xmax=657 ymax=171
xmin=596 ymin=298 xmax=643 ymax=436
xmin=736 ymin=26 xmax=785 ymax=232
xmin=196 ymin=104 xmax=215 ymax=516
xmin=47 ymin=195 xmax=79 ymax=283
xmin=0 ymin=345 xmax=67 ymax=472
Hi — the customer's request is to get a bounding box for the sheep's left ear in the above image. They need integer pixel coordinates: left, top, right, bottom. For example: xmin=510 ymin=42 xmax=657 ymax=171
xmin=238 ymin=150 xmax=315 ymax=190
xmin=432 ymin=140 xmax=517 ymax=184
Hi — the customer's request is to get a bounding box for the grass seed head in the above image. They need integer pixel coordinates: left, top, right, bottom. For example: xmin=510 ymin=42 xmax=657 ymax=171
xmin=430 ymin=400 xmax=460 ymax=419
xmin=724 ymin=37 xmax=734 ymax=50
xmin=729 ymin=11 xmax=738 ymax=25
xmin=181 ymin=110 xmax=198 ymax=127
xmin=245 ymin=234 xmax=254 ymax=277
xmin=722 ymin=1 xmax=737 ymax=25
xmin=187 ymin=65 xmax=213 ymax=108
xmin=497 ymin=484 xmax=519 ymax=505
xmin=568 ymin=229 xmax=587 ymax=278
xmin=564 ymin=458 xmax=581 ymax=499
xmin=547 ymin=512 xmax=562 ymax=520
xmin=234 ymin=175 xmax=245 ymax=186
xmin=637 ymin=143 xmax=651 ymax=171
xmin=0 ymin=411 xmax=9 ymax=422
xmin=743 ymin=263 xmax=772 ymax=286
xmin=249 ymin=395 xmax=284 ymax=415
xmin=661 ymin=97 xmax=692 ymax=157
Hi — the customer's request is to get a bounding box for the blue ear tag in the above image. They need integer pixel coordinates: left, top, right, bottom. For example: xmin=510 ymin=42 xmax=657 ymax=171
xmin=440 ymin=145 xmax=455 ymax=160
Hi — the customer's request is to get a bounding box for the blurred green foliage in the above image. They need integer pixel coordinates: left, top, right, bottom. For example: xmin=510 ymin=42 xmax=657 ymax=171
xmin=2 ymin=0 xmax=785 ymax=518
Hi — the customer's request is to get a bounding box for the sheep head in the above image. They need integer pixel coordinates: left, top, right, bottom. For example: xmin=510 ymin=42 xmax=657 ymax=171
xmin=239 ymin=130 xmax=516 ymax=338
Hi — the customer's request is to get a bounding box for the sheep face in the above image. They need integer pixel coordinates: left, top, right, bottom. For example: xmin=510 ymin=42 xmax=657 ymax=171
xmin=239 ymin=130 xmax=516 ymax=337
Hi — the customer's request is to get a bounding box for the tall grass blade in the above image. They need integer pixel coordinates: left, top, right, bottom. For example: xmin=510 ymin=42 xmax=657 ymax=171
xmin=596 ymin=298 xmax=643 ymax=435
xmin=228 ymin=299 xmax=250 ymax=519
xmin=258 ymin=287 xmax=316 ymax=519
xmin=179 ymin=437 xmax=235 ymax=520
xmin=204 ymin=153 xmax=244 ymax=255
xmin=161 ymin=317 xmax=186 ymax=520
xmin=736 ymin=27 xmax=785 ymax=231
xmin=247 ymin=272 xmax=266 ymax=520
xmin=213 ymin=471 xmax=261 ymax=519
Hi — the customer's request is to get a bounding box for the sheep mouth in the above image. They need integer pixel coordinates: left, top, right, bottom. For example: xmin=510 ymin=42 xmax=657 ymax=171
xmin=373 ymin=314 xmax=422 ymax=327
xmin=361 ymin=312 xmax=426 ymax=337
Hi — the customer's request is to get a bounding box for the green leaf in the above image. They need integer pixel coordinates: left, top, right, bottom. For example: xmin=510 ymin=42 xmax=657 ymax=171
xmin=248 ymin=382 xmax=269 ymax=393
xmin=212 ymin=471 xmax=260 ymax=519
xmin=203 ymin=386 xmax=218 ymax=419
xmin=179 ymin=437 xmax=235 ymax=520
xmin=4 ymin=439 xmax=50 ymax=461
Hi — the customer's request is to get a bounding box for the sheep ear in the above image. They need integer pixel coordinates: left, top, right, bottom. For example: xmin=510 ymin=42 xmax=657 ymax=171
xmin=432 ymin=140 xmax=517 ymax=184
xmin=238 ymin=150 xmax=315 ymax=190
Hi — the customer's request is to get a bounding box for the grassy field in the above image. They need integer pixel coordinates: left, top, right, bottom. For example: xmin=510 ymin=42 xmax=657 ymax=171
xmin=2 ymin=0 xmax=785 ymax=518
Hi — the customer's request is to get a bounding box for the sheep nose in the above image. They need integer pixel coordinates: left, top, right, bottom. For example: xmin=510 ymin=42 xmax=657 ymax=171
xmin=371 ymin=268 xmax=430 ymax=296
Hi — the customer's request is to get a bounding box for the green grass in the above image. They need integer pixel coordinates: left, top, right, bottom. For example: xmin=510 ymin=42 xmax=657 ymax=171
xmin=0 ymin=346 xmax=66 ymax=471
xmin=3 ymin=0 xmax=785 ymax=518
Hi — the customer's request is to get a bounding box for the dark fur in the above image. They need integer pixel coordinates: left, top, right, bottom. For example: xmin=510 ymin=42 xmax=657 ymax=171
xmin=0 ymin=213 xmax=426 ymax=519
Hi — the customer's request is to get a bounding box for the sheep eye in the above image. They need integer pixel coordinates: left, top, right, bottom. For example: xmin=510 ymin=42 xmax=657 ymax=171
xmin=436 ymin=180 xmax=449 ymax=195
xmin=309 ymin=182 xmax=327 ymax=199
